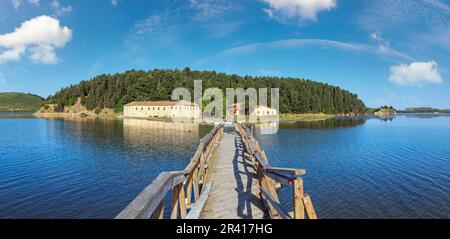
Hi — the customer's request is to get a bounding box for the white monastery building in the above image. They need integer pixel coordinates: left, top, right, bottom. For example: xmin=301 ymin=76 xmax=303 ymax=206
xmin=250 ymin=105 xmax=278 ymax=117
xmin=124 ymin=100 xmax=201 ymax=119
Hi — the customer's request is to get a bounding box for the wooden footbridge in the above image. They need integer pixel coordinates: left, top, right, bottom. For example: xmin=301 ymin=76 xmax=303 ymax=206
xmin=116 ymin=123 xmax=317 ymax=219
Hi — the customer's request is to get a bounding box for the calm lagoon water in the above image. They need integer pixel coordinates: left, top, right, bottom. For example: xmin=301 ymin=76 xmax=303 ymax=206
xmin=0 ymin=117 xmax=212 ymax=219
xmin=0 ymin=114 xmax=449 ymax=218
xmin=256 ymin=115 xmax=450 ymax=219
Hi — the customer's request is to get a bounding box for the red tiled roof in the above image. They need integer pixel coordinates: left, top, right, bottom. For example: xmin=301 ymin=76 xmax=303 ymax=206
xmin=125 ymin=100 xmax=198 ymax=107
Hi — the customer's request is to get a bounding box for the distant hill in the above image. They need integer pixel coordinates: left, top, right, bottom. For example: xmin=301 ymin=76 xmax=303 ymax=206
xmin=399 ymin=107 xmax=450 ymax=113
xmin=47 ymin=68 xmax=366 ymax=114
xmin=0 ymin=92 xmax=44 ymax=112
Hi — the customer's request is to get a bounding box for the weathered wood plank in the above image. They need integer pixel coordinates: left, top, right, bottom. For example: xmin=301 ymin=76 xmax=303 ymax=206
xmin=151 ymin=201 xmax=164 ymax=219
xmin=260 ymin=186 xmax=291 ymax=219
xmin=186 ymin=182 xmax=213 ymax=219
xmin=293 ymin=178 xmax=305 ymax=219
xmin=115 ymin=171 xmax=183 ymax=219
xmin=201 ymin=132 xmax=266 ymax=219
xmin=178 ymin=184 xmax=187 ymax=219
xmin=303 ymin=195 xmax=317 ymax=219
xmin=268 ymin=167 xmax=306 ymax=176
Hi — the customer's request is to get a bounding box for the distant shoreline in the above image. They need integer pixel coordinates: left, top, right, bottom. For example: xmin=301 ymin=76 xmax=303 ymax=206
xmin=32 ymin=112 xmax=335 ymax=123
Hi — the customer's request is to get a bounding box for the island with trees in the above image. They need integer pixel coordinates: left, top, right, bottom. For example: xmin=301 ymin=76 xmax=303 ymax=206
xmin=36 ymin=68 xmax=366 ymax=119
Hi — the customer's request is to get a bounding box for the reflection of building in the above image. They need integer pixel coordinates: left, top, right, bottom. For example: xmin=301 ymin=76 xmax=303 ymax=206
xmin=124 ymin=100 xmax=201 ymax=119
xmin=123 ymin=119 xmax=200 ymax=152
xmin=255 ymin=121 xmax=279 ymax=135
xmin=250 ymin=105 xmax=277 ymax=117
xmin=123 ymin=119 xmax=199 ymax=132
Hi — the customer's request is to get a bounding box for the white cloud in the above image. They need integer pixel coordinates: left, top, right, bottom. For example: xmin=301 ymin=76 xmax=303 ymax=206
xmin=28 ymin=0 xmax=40 ymax=5
xmin=262 ymin=0 xmax=336 ymax=22
xmin=0 ymin=15 xmax=72 ymax=64
xmin=126 ymin=1 xmax=244 ymax=49
xmin=195 ymin=38 xmax=414 ymax=65
xmin=369 ymin=31 xmax=396 ymax=56
xmin=424 ymin=0 xmax=450 ymax=14
xmin=11 ymin=0 xmax=21 ymax=9
xmin=111 ymin=0 xmax=118 ymax=6
xmin=11 ymin=0 xmax=40 ymax=10
xmin=51 ymin=0 xmax=72 ymax=17
xmin=389 ymin=61 xmax=443 ymax=86
xmin=359 ymin=0 xmax=450 ymax=51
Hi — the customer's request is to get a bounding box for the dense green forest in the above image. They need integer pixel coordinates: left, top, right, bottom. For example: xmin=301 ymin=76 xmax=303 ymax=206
xmin=47 ymin=68 xmax=366 ymax=114
xmin=0 ymin=92 xmax=44 ymax=112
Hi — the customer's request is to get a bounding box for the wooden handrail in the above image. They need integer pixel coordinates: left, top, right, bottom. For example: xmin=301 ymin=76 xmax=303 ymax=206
xmin=260 ymin=186 xmax=292 ymax=219
xmin=234 ymin=123 xmax=317 ymax=219
xmin=115 ymin=171 xmax=184 ymax=219
xmin=116 ymin=122 xmax=316 ymax=220
xmin=116 ymin=124 xmax=224 ymax=219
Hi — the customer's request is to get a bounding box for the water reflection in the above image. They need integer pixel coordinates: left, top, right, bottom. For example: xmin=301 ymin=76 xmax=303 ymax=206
xmin=254 ymin=122 xmax=279 ymax=135
xmin=0 ymin=112 xmax=34 ymax=118
xmin=0 ymin=117 xmax=215 ymax=218
xmin=256 ymin=115 xmax=450 ymax=218
xmin=124 ymin=119 xmax=198 ymax=148
xmin=279 ymin=117 xmax=366 ymax=129
xmin=402 ymin=113 xmax=450 ymax=119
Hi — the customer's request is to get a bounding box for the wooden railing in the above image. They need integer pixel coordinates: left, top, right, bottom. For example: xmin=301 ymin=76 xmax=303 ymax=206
xmin=235 ymin=123 xmax=317 ymax=219
xmin=116 ymin=124 xmax=224 ymax=219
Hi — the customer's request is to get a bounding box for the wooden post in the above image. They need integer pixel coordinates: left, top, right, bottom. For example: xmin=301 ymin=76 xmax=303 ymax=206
xmin=198 ymin=152 xmax=206 ymax=182
xmin=193 ymin=169 xmax=200 ymax=201
xmin=170 ymin=185 xmax=180 ymax=219
xmin=303 ymin=195 xmax=317 ymax=219
xmin=293 ymin=178 xmax=305 ymax=219
xmin=186 ymin=175 xmax=193 ymax=206
xmin=151 ymin=201 xmax=164 ymax=219
xmin=178 ymin=184 xmax=187 ymax=219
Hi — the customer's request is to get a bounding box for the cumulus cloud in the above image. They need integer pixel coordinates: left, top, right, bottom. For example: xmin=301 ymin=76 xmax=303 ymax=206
xmin=0 ymin=15 xmax=72 ymax=64
xmin=111 ymin=0 xmax=118 ymax=6
xmin=389 ymin=61 xmax=443 ymax=86
xmin=262 ymin=0 xmax=336 ymax=22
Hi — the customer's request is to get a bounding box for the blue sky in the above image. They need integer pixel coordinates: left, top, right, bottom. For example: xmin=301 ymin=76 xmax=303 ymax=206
xmin=0 ymin=0 xmax=449 ymax=109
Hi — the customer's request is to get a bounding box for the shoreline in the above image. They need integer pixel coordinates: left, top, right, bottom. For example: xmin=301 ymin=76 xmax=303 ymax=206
xmin=32 ymin=112 xmax=336 ymax=123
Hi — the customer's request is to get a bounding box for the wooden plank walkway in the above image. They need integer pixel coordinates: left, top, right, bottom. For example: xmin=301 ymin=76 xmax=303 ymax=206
xmin=116 ymin=124 xmax=316 ymax=220
xmin=201 ymin=131 xmax=267 ymax=219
